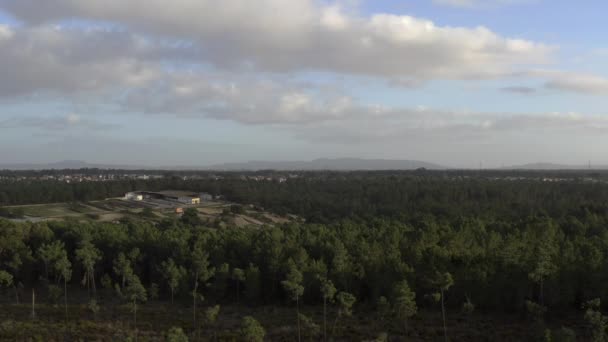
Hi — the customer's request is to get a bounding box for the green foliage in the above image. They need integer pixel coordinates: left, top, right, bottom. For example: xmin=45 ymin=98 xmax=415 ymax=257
xmin=160 ymin=258 xmax=186 ymax=303
xmin=181 ymin=208 xmax=201 ymax=226
xmin=232 ymin=268 xmax=245 ymax=282
xmin=393 ymin=280 xmax=417 ymax=331
xmin=320 ymin=277 xmax=337 ymax=303
xmin=552 ymin=327 xmax=576 ymax=342
xmin=0 ymin=270 xmax=13 ymax=288
xmin=0 ymin=207 xmax=24 ymax=219
xmin=282 ymin=260 xmax=304 ymax=301
xmin=299 ymin=313 xmax=320 ymax=338
xmin=166 ymin=326 xmax=189 ymax=342
xmin=124 ymin=274 xmax=147 ymax=304
xmin=7 ymin=172 xmax=608 ymax=339
xmin=584 ymin=299 xmax=608 ymax=342
xmin=47 ymin=284 xmax=62 ymax=304
xmin=230 ymin=204 xmax=245 ymax=215
xmin=526 ymin=300 xmax=547 ymax=323
xmin=244 ymin=263 xmax=261 ymax=303
xmin=336 ymin=292 xmax=356 ymax=317
xmin=204 ymin=305 xmax=221 ymax=325
xmin=240 ymin=316 xmax=265 ymax=342
xmin=140 ymin=207 xmax=155 ymax=218
xmin=87 ymin=299 xmax=100 ymax=319
xmin=148 ymin=283 xmax=159 ymax=300
xmin=54 ymin=255 xmax=72 ymax=283
xmin=462 ymin=297 xmax=475 ymax=316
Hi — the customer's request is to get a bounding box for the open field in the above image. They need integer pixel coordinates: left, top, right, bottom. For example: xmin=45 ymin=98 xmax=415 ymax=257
xmin=1 ymin=198 xmax=295 ymax=228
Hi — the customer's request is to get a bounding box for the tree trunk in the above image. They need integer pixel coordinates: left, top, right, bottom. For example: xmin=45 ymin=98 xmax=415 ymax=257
xmin=31 ymin=289 xmax=36 ymax=320
xmin=91 ymin=271 xmax=97 ymax=297
xmin=331 ymin=312 xmax=340 ymax=338
xmin=171 ymin=287 xmax=174 ymax=305
xmin=441 ymin=289 xmax=448 ymax=342
xmin=86 ymin=271 xmax=90 ymax=298
xmin=323 ymin=297 xmax=327 ymax=342
xmin=296 ymin=295 xmax=301 ymax=342
xmin=236 ymin=280 xmax=240 ymax=304
xmin=540 ymin=277 xmax=544 ymax=306
xmin=134 ymin=299 xmax=138 ymax=342
xmin=64 ymin=278 xmax=69 ymax=324
xmin=193 ymin=277 xmax=198 ymax=331
xmin=13 ymin=284 xmax=20 ymax=304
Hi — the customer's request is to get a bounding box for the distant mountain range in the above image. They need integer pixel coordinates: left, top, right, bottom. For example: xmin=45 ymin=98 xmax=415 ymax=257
xmin=501 ymin=163 xmax=608 ymax=170
xmin=1 ymin=159 xmax=606 ymax=171
xmin=206 ymin=158 xmax=445 ymax=171
xmin=0 ymin=158 xmax=445 ymax=171
xmin=0 ymin=160 xmax=146 ymax=170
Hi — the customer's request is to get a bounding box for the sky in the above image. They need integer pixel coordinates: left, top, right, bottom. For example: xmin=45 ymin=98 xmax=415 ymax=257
xmin=1 ymin=0 xmax=608 ymax=168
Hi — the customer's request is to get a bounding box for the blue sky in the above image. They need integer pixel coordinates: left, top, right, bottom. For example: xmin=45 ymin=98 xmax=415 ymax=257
xmin=0 ymin=0 xmax=607 ymax=168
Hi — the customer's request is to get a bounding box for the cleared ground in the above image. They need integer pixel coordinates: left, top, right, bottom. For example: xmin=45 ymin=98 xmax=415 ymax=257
xmin=1 ymin=198 xmax=295 ymax=227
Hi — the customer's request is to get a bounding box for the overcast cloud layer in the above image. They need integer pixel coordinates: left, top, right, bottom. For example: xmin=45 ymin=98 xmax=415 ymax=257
xmin=0 ymin=0 xmax=607 ymax=167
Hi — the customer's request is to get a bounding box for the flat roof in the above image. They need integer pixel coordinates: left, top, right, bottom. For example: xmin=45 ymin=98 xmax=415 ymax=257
xmin=135 ymin=190 xmax=199 ymax=198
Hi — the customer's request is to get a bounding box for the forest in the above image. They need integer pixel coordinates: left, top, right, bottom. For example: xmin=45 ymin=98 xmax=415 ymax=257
xmin=2 ymin=171 xmax=608 ymax=340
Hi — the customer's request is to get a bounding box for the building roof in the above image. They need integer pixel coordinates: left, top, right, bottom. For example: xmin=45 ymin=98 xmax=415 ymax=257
xmin=133 ymin=190 xmax=199 ymax=198
xmin=157 ymin=190 xmax=199 ymax=198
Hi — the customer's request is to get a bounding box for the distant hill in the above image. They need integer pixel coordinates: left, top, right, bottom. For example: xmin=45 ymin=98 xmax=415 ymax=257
xmin=502 ymin=162 xmax=608 ymax=170
xmin=206 ymin=158 xmax=446 ymax=171
xmin=0 ymin=158 xmax=445 ymax=171
xmin=0 ymin=160 xmax=146 ymax=170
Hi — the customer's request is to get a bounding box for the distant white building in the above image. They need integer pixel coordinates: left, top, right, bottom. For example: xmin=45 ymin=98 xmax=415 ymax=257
xmin=125 ymin=192 xmax=143 ymax=201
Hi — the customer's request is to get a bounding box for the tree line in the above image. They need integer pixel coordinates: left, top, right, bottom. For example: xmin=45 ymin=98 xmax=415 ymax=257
xmin=3 ymin=173 xmax=608 ymax=339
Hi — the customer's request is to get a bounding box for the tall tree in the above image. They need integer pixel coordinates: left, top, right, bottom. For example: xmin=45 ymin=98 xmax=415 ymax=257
xmin=113 ymin=252 xmax=134 ymax=291
xmin=160 ymin=258 xmax=186 ymax=304
xmin=583 ymin=299 xmax=607 ymax=342
xmin=190 ymin=243 xmax=215 ymax=332
xmin=240 ymin=316 xmax=265 ymax=342
xmin=393 ymin=280 xmax=417 ymax=335
xmin=54 ymin=254 xmax=72 ymax=324
xmin=75 ymin=239 xmax=102 ymax=297
xmin=232 ymin=268 xmax=245 ymax=304
xmin=433 ymin=272 xmax=454 ymax=342
xmin=124 ymin=273 xmax=147 ymax=329
xmin=282 ymin=260 xmax=305 ymax=342
xmin=319 ymin=277 xmax=336 ymax=342
xmin=38 ymin=241 xmax=65 ymax=281
xmin=331 ymin=291 xmax=356 ymax=338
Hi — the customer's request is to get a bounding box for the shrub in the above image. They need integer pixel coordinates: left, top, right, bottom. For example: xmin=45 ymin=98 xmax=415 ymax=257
xmin=240 ymin=316 xmax=265 ymax=342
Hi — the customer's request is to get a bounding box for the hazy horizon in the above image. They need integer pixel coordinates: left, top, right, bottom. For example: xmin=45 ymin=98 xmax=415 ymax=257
xmin=1 ymin=1 xmax=608 ymax=168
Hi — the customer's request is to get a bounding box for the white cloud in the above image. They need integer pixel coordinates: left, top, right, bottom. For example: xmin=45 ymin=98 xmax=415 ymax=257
xmin=544 ymin=73 xmax=608 ymax=95
xmin=1 ymin=0 xmax=552 ymax=80
xmin=0 ymin=25 xmax=163 ymax=97
xmin=520 ymin=70 xmax=608 ymax=95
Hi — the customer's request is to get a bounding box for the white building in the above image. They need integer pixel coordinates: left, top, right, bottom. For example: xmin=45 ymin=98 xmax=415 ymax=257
xmin=125 ymin=192 xmax=143 ymax=201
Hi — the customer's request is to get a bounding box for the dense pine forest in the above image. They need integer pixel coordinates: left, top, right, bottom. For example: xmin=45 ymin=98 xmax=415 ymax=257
xmin=2 ymin=171 xmax=608 ymax=340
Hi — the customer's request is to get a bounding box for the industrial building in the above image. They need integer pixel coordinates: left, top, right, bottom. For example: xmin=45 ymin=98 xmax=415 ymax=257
xmin=124 ymin=190 xmax=201 ymax=204
xmin=125 ymin=192 xmax=143 ymax=201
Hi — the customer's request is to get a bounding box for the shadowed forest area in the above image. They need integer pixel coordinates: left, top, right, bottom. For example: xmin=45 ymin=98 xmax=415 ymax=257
xmin=2 ymin=171 xmax=608 ymax=340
